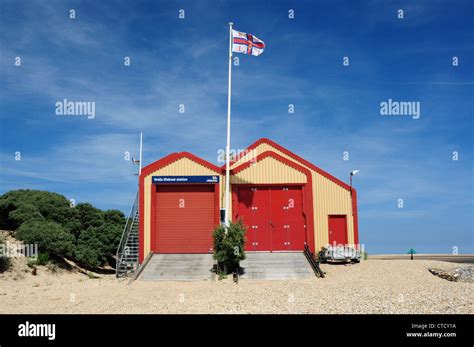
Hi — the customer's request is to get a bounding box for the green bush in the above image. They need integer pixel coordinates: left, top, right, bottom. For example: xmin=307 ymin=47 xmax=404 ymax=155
xmin=8 ymin=204 xmax=44 ymax=226
xmin=36 ymin=253 xmax=49 ymax=265
xmin=0 ymin=189 xmax=126 ymax=270
xmin=27 ymin=253 xmax=49 ymax=267
xmin=213 ymin=219 xmax=246 ymax=274
xmin=0 ymin=258 xmax=11 ymax=272
xmin=74 ymin=222 xmax=123 ymax=268
xmin=0 ymin=235 xmax=11 ymax=272
xmin=0 ymin=190 xmax=73 ymax=230
xmin=103 ymin=209 xmax=126 ymax=225
xmin=75 ymin=203 xmax=105 ymax=229
xmin=75 ymin=228 xmax=105 ymax=268
xmin=16 ymin=220 xmax=74 ymax=258
xmin=74 ymin=244 xmax=102 ymax=268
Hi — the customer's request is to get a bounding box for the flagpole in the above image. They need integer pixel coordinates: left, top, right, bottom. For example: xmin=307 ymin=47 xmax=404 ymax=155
xmin=225 ymin=22 xmax=233 ymax=227
xmin=139 ymin=132 xmax=143 ymax=176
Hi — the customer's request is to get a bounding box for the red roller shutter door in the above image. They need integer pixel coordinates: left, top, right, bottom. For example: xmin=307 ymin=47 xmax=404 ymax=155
xmin=236 ymin=186 xmax=306 ymax=252
xmin=155 ymin=185 xmax=215 ymax=253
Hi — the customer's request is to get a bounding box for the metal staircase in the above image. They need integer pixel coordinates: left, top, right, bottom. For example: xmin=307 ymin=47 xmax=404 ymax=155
xmin=116 ymin=192 xmax=139 ymax=277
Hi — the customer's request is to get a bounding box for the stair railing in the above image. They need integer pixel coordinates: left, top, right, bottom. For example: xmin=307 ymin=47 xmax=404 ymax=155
xmin=304 ymin=244 xmax=325 ymax=278
xmin=116 ymin=191 xmax=139 ymax=277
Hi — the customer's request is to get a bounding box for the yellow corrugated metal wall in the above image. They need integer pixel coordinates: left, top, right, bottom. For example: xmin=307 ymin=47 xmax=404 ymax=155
xmin=142 ymin=157 xmax=223 ymax=258
xmin=231 ymin=156 xmax=307 ymax=184
xmin=229 ymin=143 xmax=355 ymax=251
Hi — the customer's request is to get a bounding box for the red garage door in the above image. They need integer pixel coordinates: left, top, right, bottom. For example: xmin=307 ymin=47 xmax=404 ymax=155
xmin=328 ymin=215 xmax=348 ymax=246
xmin=154 ymin=185 xmax=215 ymax=253
xmin=235 ymin=186 xmax=306 ymax=252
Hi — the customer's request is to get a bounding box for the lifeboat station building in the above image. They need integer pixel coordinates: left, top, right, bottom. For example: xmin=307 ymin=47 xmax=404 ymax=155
xmin=138 ymin=138 xmax=359 ymax=264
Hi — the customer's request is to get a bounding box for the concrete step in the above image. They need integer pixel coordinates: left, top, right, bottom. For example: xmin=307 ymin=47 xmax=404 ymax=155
xmin=240 ymin=252 xmax=314 ymax=280
xmin=140 ymin=254 xmax=215 ymax=281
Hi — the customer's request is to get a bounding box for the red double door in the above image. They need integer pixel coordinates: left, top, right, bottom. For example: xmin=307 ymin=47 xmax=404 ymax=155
xmin=235 ymin=186 xmax=306 ymax=252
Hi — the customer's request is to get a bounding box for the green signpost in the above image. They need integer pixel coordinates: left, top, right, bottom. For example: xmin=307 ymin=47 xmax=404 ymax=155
xmin=407 ymin=248 xmax=417 ymax=260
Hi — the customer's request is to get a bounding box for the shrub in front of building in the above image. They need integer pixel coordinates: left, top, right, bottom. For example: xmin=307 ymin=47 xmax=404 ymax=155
xmin=212 ymin=219 xmax=246 ymax=275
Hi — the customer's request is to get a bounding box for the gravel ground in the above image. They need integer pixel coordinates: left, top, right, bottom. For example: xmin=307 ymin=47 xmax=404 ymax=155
xmin=0 ymin=258 xmax=472 ymax=314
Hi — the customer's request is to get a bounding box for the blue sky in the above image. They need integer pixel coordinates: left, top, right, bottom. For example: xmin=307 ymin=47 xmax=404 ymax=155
xmin=0 ymin=0 xmax=472 ymax=254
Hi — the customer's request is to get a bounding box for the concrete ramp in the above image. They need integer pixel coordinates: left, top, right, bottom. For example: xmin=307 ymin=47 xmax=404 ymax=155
xmin=139 ymin=254 xmax=215 ymax=281
xmin=240 ymin=252 xmax=314 ymax=280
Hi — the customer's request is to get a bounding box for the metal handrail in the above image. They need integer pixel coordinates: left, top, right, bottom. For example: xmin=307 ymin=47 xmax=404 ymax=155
xmin=304 ymin=244 xmax=325 ymax=278
xmin=116 ymin=191 xmax=138 ymax=263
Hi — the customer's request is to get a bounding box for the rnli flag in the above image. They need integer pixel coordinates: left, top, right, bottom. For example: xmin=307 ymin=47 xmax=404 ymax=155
xmin=232 ymin=29 xmax=265 ymax=56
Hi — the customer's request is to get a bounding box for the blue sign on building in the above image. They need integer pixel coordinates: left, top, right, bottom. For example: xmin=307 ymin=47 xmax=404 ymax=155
xmin=152 ymin=175 xmax=219 ymax=184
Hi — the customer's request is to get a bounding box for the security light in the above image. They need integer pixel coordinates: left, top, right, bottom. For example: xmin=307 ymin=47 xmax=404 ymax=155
xmin=349 ymin=170 xmax=359 ymax=191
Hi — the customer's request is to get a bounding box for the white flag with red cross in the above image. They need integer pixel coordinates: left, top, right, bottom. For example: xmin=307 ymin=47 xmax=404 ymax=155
xmin=232 ymin=29 xmax=265 ymax=56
